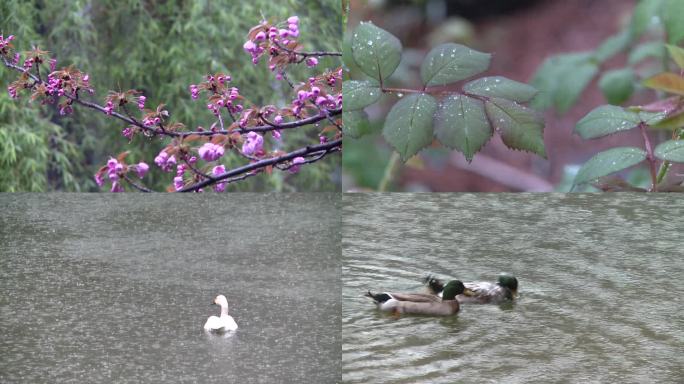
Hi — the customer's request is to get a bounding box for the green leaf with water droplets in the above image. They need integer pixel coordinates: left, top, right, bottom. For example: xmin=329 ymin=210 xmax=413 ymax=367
xmin=463 ymin=76 xmax=538 ymax=103
xmin=343 ymin=109 xmax=372 ymax=139
xmin=485 ymin=97 xmax=546 ymax=158
xmin=574 ymin=147 xmax=647 ymax=186
xmin=575 ymin=105 xmax=663 ymax=139
xmin=351 ymin=22 xmax=402 ymax=81
xmin=434 ymin=94 xmax=492 ymax=162
xmin=654 ymin=140 xmax=684 ymax=162
xmin=420 ymin=43 xmax=491 ymax=87
xmin=343 ymin=80 xmax=382 ymax=111
xmin=383 ymin=93 xmax=438 ymax=161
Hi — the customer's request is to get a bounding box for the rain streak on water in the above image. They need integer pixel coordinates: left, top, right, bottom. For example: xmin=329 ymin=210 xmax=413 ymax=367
xmin=0 ymin=194 xmax=341 ymax=384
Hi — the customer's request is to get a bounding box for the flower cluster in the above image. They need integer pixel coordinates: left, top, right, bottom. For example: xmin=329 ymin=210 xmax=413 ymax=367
xmin=94 ymin=157 xmax=148 ymax=192
xmin=243 ymin=15 xmax=320 ymax=79
xmin=154 ymin=150 xmax=177 ymax=172
xmin=198 ymin=142 xmax=225 ymax=162
xmin=212 ymin=165 xmax=227 ymax=192
xmin=289 ymin=156 xmax=305 ymax=174
xmin=241 ymin=131 xmax=264 ymax=156
xmin=0 ymin=34 xmax=14 ymax=53
xmin=190 ymin=73 xmax=244 ymax=117
xmin=173 ymin=164 xmax=187 ymax=191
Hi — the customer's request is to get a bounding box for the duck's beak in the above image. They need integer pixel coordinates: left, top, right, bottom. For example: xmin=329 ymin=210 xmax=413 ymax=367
xmin=463 ymin=288 xmax=475 ymax=297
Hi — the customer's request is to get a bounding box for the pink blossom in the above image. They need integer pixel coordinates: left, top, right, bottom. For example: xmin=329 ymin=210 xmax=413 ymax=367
xmin=154 ymin=150 xmax=176 ymax=172
xmin=49 ymin=58 xmax=57 ymax=72
xmin=212 ymin=165 xmax=227 ymax=192
xmin=272 ymin=130 xmax=281 ymax=140
xmin=111 ymin=181 xmax=124 ymax=192
xmin=241 ymin=131 xmax=264 ymax=155
xmin=289 ymin=157 xmax=305 ymax=173
xmin=305 ymin=57 xmax=318 ymax=68
xmin=104 ymin=100 xmax=114 ymax=115
xmin=173 ymin=176 xmax=184 ymax=191
xmin=94 ymin=172 xmax=104 ymax=187
xmin=189 ymin=84 xmax=199 ymax=100
xmin=243 ymin=40 xmax=257 ymax=52
xmin=198 ymin=142 xmax=225 ymax=162
xmin=134 ymin=162 xmax=149 ymax=178
xmin=287 ymin=16 xmax=299 ymax=24
xmin=138 ymin=95 xmax=146 ymax=110
xmin=255 ymin=31 xmax=266 ymax=41
xmin=274 ymin=115 xmax=283 ymax=125
xmin=122 ymin=127 xmax=134 ymax=140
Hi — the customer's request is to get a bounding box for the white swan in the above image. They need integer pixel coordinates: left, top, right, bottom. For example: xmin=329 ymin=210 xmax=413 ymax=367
xmin=204 ymin=294 xmax=238 ymax=332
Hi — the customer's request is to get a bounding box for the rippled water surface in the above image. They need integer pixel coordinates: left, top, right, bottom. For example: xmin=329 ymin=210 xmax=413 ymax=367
xmin=343 ymin=194 xmax=683 ymax=383
xmin=0 ymin=194 xmax=340 ymax=383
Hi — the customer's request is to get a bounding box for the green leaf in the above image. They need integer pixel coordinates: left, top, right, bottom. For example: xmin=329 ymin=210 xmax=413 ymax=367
xmin=485 ymin=97 xmax=546 ymax=158
xmin=594 ymin=31 xmax=631 ymax=63
xmin=628 ymin=41 xmax=666 ymax=65
xmin=434 ymin=94 xmax=492 ymax=162
xmin=651 ymin=111 xmax=684 ymax=129
xmin=420 ymin=43 xmax=491 ymax=87
xmin=343 ymin=80 xmax=382 ymax=111
xmin=382 ymin=93 xmax=438 ymax=161
xmin=343 ymin=110 xmax=373 ymax=139
xmin=351 ymin=22 xmax=402 ymax=81
xmin=463 ymin=76 xmax=538 ymax=103
xmin=599 ymin=69 xmax=635 ymax=105
xmin=630 ymin=0 xmax=664 ymax=39
xmin=575 ymin=105 xmax=651 ymax=139
xmin=643 ymin=72 xmax=684 ymax=95
xmin=654 ymin=140 xmax=684 ymax=162
xmin=666 ymin=44 xmax=684 ymax=69
xmin=574 ymin=147 xmax=647 ymax=186
xmin=531 ymin=52 xmax=599 ymax=113
xmin=662 ymin=0 xmax=684 ymax=44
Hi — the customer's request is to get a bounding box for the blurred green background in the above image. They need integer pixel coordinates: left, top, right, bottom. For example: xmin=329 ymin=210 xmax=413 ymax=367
xmin=0 ymin=0 xmax=341 ymax=191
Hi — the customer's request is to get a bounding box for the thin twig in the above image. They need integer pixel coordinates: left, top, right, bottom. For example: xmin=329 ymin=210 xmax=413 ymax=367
xmin=122 ymin=174 xmax=153 ymax=192
xmin=178 ymin=138 xmax=341 ymax=192
xmin=639 ymin=123 xmax=658 ymax=192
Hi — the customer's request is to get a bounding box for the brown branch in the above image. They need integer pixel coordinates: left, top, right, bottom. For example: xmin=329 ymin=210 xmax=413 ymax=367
xmin=2 ymin=56 xmax=340 ymax=138
xmin=178 ymin=138 xmax=341 ymax=192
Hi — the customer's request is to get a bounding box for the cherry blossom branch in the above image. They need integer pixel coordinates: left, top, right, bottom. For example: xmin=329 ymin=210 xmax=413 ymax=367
xmin=177 ymin=138 xmax=341 ymax=192
xmin=2 ymin=57 xmax=341 ymax=137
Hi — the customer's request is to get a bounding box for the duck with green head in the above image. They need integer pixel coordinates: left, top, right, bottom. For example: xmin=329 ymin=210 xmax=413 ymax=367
xmin=425 ymin=274 xmax=518 ymax=304
xmin=365 ymin=280 xmax=466 ymax=316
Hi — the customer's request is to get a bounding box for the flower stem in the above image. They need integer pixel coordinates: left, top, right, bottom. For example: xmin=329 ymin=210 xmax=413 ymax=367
xmin=378 ymin=151 xmax=400 ymax=191
xmin=639 ymin=123 xmax=658 ymax=192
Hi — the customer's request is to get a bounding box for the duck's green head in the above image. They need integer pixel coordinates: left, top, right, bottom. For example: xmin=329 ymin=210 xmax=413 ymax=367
xmin=498 ymin=274 xmax=518 ymax=293
xmin=442 ymin=280 xmax=466 ymax=300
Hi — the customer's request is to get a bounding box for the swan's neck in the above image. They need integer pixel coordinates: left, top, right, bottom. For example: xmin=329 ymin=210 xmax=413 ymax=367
xmin=219 ymin=305 xmax=229 ymax=317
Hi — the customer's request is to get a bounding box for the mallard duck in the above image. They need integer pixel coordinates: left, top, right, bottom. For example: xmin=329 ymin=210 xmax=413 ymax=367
xmin=425 ymin=274 xmax=518 ymax=304
xmin=204 ymin=294 xmax=238 ymax=332
xmin=365 ymin=280 xmax=466 ymax=316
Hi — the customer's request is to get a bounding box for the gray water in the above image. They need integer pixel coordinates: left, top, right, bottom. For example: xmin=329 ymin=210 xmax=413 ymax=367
xmin=0 ymin=194 xmax=341 ymax=383
xmin=343 ymin=194 xmax=684 ymax=383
